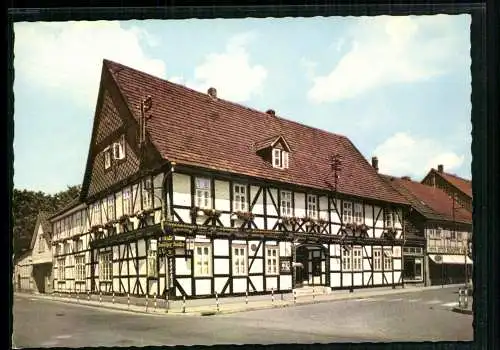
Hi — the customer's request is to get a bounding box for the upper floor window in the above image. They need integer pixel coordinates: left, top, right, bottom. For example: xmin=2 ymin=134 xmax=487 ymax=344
xmin=195 ymin=178 xmax=211 ymax=209
xmin=112 ymin=135 xmax=126 ymax=161
xmin=281 ymin=191 xmax=292 ymax=216
xmin=233 ymin=184 xmax=247 ymax=211
xmin=104 ymin=146 xmax=112 ymax=170
xmin=142 ymin=178 xmax=153 ymax=210
xmin=384 ymin=209 xmax=393 ymax=228
xmin=342 ymin=201 xmax=352 ymax=224
xmin=353 ymin=203 xmax=363 ymax=224
xmin=273 ymin=149 xmax=289 ymax=169
xmin=93 ymin=202 xmax=101 ymax=225
xmin=123 ymin=188 xmax=133 ymax=215
xmin=106 ymin=196 xmax=115 ymax=221
xmin=307 ymin=195 xmax=317 ymax=219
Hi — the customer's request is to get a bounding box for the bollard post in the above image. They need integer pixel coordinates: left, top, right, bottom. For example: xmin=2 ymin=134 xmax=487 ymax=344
xmin=77 ymin=293 xmax=80 ymax=303
xmin=112 ymin=291 xmax=115 ymax=304
xmin=99 ymin=291 xmax=102 ymax=304
xmin=293 ymin=289 xmax=297 ymax=305
xmin=154 ymin=293 xmax=157 ymax=311
xmin=146 ymin=294 xmax=149 ymax=312
xmin=87 ymin=290 xmax=90 ymax=301
xmin=272 ymin=288 xmax=275 ymax=304
xmin=245 ymin=290 xmax=248 ymax=305
xmin=216 ymin=291 xmax=220 ymax=312
xmin=182 ymin=295 xmax=186 ymax=313
xmin=127 ymin=293 xmax=130 ymax=310
xmin=165 ymin=294 xmax=169 ymax=313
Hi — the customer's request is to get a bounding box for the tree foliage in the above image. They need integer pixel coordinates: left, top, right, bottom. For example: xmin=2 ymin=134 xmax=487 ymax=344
xmin=12 ymin=185 xmax=81 ymax=258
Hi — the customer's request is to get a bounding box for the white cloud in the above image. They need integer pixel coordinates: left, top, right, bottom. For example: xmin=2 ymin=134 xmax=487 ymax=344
xmin=185 ymin=32 xmax=267 ymax=102
xmin=14 ymin=21 xmax=166 ymax=108
xmin=308 ymin=15 xmax=470 ymax=103
xmin=373 ymin=132 xmax=465 ymax=178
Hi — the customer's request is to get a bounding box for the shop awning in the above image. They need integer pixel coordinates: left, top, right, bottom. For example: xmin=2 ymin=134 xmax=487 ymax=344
xmin=429 ymin=254 xmax=473 ymax=265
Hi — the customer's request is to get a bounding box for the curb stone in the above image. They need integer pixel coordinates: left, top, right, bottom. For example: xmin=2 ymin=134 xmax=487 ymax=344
xmin=451 ymin=307 xmax=473 ymax=315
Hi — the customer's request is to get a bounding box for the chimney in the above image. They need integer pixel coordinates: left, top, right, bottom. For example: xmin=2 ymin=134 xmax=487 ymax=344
xmin=371 ymin=157 xmax=379 ymax=172
xmin=401 ymin=176 xmax=411 ymax=181
xmin=266 ymin=109 xmax=276 ymax=116
xmin=207 ymin=87 xmax=217 ymax=99
xmin=437 ymin=164 xmax=443 ymax=173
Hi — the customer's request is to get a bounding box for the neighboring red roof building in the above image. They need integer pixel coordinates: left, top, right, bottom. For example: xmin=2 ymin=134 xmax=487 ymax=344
xmin=421 ymin=164 xmax=472 ymax=211
xmin=81 ymin=59 xmax=409 ymax=206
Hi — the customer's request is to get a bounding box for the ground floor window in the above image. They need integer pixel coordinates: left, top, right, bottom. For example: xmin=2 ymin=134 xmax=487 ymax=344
xmin=57 ymin=258 xmax=65 ymax=280
xmin=373 ymin=249 xmax=382 ymax=271
xmin=383 ymin=249 xmax=393 ymax=270
xmin=342 ymin=248 xmax=351 ymax=271
xmin=75 ymin=255 xmax=85 ymax=281
xmin=266 ymin=247 xmax=279 ymax=275
xmin=352 ymin=247 xmax=362 ymax=271
xmin=232 ymin=246 xmax=247 ymax=276
xmin=194 ymin=244 xmax=212 ymax=277
xmin=403 ymin=257 xmax=423 ymax=281
xmin=99 ymin=251 xmax=112 ymax=282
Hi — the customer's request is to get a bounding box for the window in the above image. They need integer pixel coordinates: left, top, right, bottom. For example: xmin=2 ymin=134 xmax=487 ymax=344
xmin=342 ymin=248 xmax=351 ymax=270
xmin=383 ymin=249 xmax=393 ymax=270
xmin=93 ymin=202 xmax=101 ymax=225
xmin=384 ymin=209 xmax=393 ymax=228
xmin=353 ymin=247 xmax=362 ymax=271
xmin=142 ymin=178 xmax=153 ymax=210
xmin=112 ymin=135 xmax=126 ymax=160
xmin=99 ymin=251 xmax=112 ymax=282
xmin=272 ymin=149 xmax=289 ymax=169
xmin=106 ymin=196 xmax=115 ymax=221
xmin=38 ymin=236 xmax=45 ymax=253
xmin=342 ymin=201 xmax=352 ymax=224
xmin=64 ymin=242 xmax=70 ymax=255
xmin=75 ymin=211 xmax=82 ymax=231
xmin=58 ymin=258 xmax=66 ymax=280
xmin=194 ymin=245 xmax=212 ymax=277
xmin=283 ymin=151 xmax=289 ymax=169
xmin=74 ymin=239 xmax=83 ymax=253
xmin=147 ymin=240 xmax=158 ymax=278
xmin=307 ymin=195 xmax=317 ymax=218
xmin=123 ymin=188 xmax=133 ymax=215
xmin=450 ymin=231 xmax=456 ymax=240
xmin=195 ymin=178 xmax=211 ymax=209
xmin=75 ymin=256 xmax=85 ymax=281
xmin=56 ymin=244 xmax=62 ymax=256
xmin=266 ymin=247 xmax=279 ymax=275
xmin=232 ymin=246 xmax=247 ymax=276
xmin=233 ymin=184 xmax=247 ymax=211
xmin=104 ymin=147 xmax=112 ymax=169
xmin=373 ymin=249 xmax=382 ymax=271
xmin=280 ymin=191 xmax=292 ymax=216
xmin=353 ymin=203 xmax=363 ymax=224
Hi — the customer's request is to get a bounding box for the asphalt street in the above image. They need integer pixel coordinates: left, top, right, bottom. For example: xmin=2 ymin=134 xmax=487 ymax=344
xmin=13 ymin=287 xmax=473 ymax=347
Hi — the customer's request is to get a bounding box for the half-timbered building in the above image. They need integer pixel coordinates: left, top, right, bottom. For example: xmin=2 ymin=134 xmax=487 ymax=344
xmin=59 ymin=59 xmax=413 ymax=300
xmin=382 ymin=175 xmax=472 ymax=286
xmin=29 ymin=211 xmax=54 ymax=293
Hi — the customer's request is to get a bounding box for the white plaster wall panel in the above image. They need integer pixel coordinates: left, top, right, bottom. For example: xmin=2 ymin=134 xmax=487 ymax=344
xmin=232 ymin=240 xmax=247 ymax=246
xmin=266 ymin=277 xmax=278 ymax=291
xmin=175 ymin=258 xmax=191 ymax=275
xmin=342 ymin=273 xmax=352 ymax=287
xmin=294 ymin=192 xmax=306 ymax=217
xmin=138 ymin=258 xmax=147 ymax=275
xmin=280 ymin=275 xmax=292 ymax=290
xmin=363 ymin=258 xmax=372 ymax=271
xmin=249 ymin=258 xmax=263 ymax=274
xmin=374 ymin=228 xmax=384 ymax=239
xmin=214 ymin=277 xmax=227 ymax=295
xmin=113 ymin=261 xmax=119 ymax=276
xmin=214 ymin=180 xmax=230 ymax=211
xmin=319 ymin=196 xmax=329 ymax=220
xmin=195 ymin=216 xmax=207 ymax=225
xmin=394 ymin=271 xmax=401 ymax=284
xmin=121 ymin=278 xmax=128 ymax=293
xmin=159 ymin=277 xmax=165 ymax=296
xmin=364 ymin=204 xmax=373 ymax=228
xmin=248 ymin=241 xmax=263 ymax=257
xmin=153 ymin=174 xmax=163 ymax=209
xmin=172 ymin=173 xmax=191 ymax=206
xmin=113 ymin=278 xmax=119 ymax=292
xmin=393 ymin=258 xmax=401 ymax=270
xmin=394 ymin=208 xmax=403 ymax=229
xmin=131 ymin=183 xmax=140 ymax=214
xmin=250 ymin=186 xmax=264 ymax=214
xmin=279 ymin=242 xmax=290 ymax=256
xmin=139 ymin=277 xmax=146 ymax=294
xmin=129 ymin=261 xmax=136 ymax=276
xmin=393 ymin=246 xmax=401 ymax=258
xmin=194 ymin=237 xmax=210 ymax=244
xmin=395 ymin=229 xmax=402 ymax=240
xmin=321 ymin=261 xmax=326 ymax=272
xmin=154 ymin=210 xmax=162 ymax=224
xmin=267 ymin=188 xmax=278 ymax=216
xmin=174 ymin=208 xmax=190 ymax=224
xmin=214 ymin=258 xmax=229 ymax=275
xmin=385 ymin=272 xmax=393 ymax=284
xmin=266 ymin=241 xmax=278 ymax=246
xmin=253 ymin=216 xmax=265 ymax=230
xmin=330 ymin=257 xmax=341 ymax=271
xmin=373 ymin=272 xmax=382 ymax=285
xmin=137 ymin=239 xmax=146 ymax=257
xmin=195 ymin=279 xmax=211 ymax=295
xmin=250 ymin=276 xmax=263 ymax=292
xmin=119 ymin=244 xmax=126 ymax=259
xmin=219 ymin=213 xmax=231 ymax=227
xmin=332 ymin=224 xmax=341 ymax=236
xmin=213 ymin=239 xmax=229 ymax=256
xmin=148 ymin=279 xmax=158 ymax=296
xmin=330 ymin=199 xmax=341 ymax=224
xmin=178 ymin=278 xmax=192 ymax=296
xmin=129 ymin=242 xmax=137 ymax=258
xmin=373 ymin=207 xmax=383 ymax=227
xmin=363 ymin=272 xmax=372 ymax=285
xmin=232 ymin=277 xmax=247 ymax=293
xmin=353 ymin=273 xmax=363 ymax=286
xmin=159 ymin=257 xmax=166 ymax=274
xmin=330 ymin=244 xmax=340 ymax=257
xmin=268 ymin=218 xmax=278 ymax=230
xmin=113 ymin=246 xmax=119 ymax=260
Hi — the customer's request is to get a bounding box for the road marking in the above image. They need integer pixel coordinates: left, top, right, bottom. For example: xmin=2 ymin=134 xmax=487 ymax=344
xmin=356 ymin=298 xmax=377 ymax=302
xmin=55 ymin=335 xmax=72 ymax=339
xmin=425 ymin=300 xmax=442 ymax=305
xmin=408 ymin=299 xmax=421 ymax=302
xmin=442 ymin=302 xmax=459 ymax=307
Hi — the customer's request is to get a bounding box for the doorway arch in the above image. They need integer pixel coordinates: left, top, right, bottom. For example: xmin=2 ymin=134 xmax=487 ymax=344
xmin=293 ymin=243 xmax=329 ymax=288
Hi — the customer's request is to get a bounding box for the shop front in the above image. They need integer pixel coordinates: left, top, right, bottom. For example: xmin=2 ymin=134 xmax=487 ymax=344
xmin=402 ymin=246 xmax=424 ymax=285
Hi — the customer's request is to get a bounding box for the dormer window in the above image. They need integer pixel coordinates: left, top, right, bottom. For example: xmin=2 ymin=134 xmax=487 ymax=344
xmin=104 ymin=147 xmax=112 ymax=169
xmin=113 ymin=135 xmax=126 ymax=161
xmin=273 ymin=149 xmax=289 ymax=169
xmin=255 ymin=134 xmax=291 ymax=170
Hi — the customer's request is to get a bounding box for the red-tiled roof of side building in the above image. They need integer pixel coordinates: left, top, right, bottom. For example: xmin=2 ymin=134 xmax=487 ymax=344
xmin=437 ymin=171 xmax=472 ymax=198
xmin=102 ymin=59 xmax=409 ymax=205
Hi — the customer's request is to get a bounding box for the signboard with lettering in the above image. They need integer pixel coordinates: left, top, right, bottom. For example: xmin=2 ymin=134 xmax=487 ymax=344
xmin=158 ymin=240 xmax=185 ymax=249
xmin=280 ymin=260 xmax=291 ymax=273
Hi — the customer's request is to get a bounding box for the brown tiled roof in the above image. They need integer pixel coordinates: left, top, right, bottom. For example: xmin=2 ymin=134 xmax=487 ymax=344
xmin=381 ymin=175 xmax=472 ymax=224
xmin=436 ymin=171 xmax=472 ymax=198
xmin=29 ymin=211 xmax=53 ymax=249
xmin=48 ymin=196 xmax=81 ymax=220
xmin=104 ymin=59 xmax=408 ymax=205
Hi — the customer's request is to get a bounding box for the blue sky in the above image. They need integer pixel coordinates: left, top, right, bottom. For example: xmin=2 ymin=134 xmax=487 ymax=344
xmin=13 ymin=15 xmax=471 ymax=194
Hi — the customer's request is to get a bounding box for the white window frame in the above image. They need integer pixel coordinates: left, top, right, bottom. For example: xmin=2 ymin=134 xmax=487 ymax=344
xmin=280 ymin=190 xmax=292 ymax=217
xmin=282 ymin=151 xmax=289 ymax=169
xmin=373 ymin=249 xmax=382 ymax=271
xmin=232 ymin=245 xmax=248 ymax=276
xmin=342 ymin=248 xmax=352 ymax=271
xmin=104 ymin=146 xmax=112 ymax=169
xmin=384 ymin=209 xmax=393 ymax=229
xmin=75 ymin=255 xmax=86 ymax=281
xmin=75 ymin=211 xmax=82 ymax=231
xmin=194 ymin=244 xmax=212 ymax=277
xmin=266 ymin=247 xmax=279 ymax=275
xmin=142 ymin=178 xmax=153 ymax=210
xmin=342 ymin=201 xmax=353 ymax=224
xmin=233 ymin=184 xmax=247 ymax=212
xmin=383 ymin=249 xmax=393 ymax=270
xmin=107 ymin=196 xmax=115 ymax=221
xmin=147 ymin=241 xmax=158 ymax=278
xmin=273 ymin=149 xmax=282 ymax=168
xmin=99 ymin=251 xmax=112 ymax=282
xmin=353 ymin=203 xmax=363 ymax=224
xmin=123 ymin=188 xmax=133 ymax=215
xmin=113 ymin=135 xmax=126 ymax=160
xmin=307 ymin=195 xmax=317 ymax=219
xmin=352 ymin=247 xmax=362 ymax=271
xmin=58 ymin=258 xmax=65 ymax=280
xmin=93 ymin=202 xmax=101 ymax=225
xmin=195 ymin=178 xmax=211 ymax=209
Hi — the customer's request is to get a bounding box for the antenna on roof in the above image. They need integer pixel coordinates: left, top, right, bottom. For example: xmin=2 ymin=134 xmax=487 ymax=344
xmin=139 ymin=95 xmax=153 ymax=147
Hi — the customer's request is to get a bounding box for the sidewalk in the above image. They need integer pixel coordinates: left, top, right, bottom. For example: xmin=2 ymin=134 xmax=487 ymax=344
xmin=15 ymin=283 xmax=465 ymax=317
xmin=452 ymin=297 xmax=473 ymax=315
